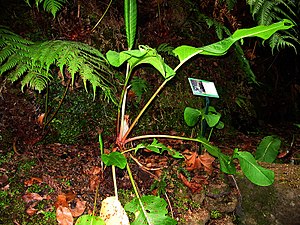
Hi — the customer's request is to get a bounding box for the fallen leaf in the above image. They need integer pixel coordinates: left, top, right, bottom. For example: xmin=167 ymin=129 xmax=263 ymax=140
xmin=24 ymin=177 xmax=43 ymax=186
xmin=56 ymin=206 xmax=73 ymax=225
xmin=1 ymin=184 xmax=9 ymax=191
xmin=22 ymin=193 xmax=43 ymax=203
xmin=89 ymin=175 xmax=100 ymax=191
xmin=26 ymin=205 xmax=38 ymax=216
xmin=184 ymin=151 xmax=202 ymax=171
xmin=55 ymin=194 xmax=68 ymax=208
xmin=183 ymin=150 xmax=215 ymax=175
xmin=65 ymin=191 xmax=76 ymax=202
xmin=91 ymin=166 xmax=102 ymax=175
xmin=178 ymin=173 xmax=203 ymax=193
xmin=199 ymin=153 xmax=215 ymax=175
xmin=277 ymin=150 xmax=289 ymax=159
xmin=70 ymin=199 xmax=86 ymax=217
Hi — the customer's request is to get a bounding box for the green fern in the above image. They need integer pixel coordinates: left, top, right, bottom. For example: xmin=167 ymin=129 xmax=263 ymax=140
xmin=130 ymin=76 xmax=148 ymax=103
xmin=0 ymin=27 xmax=116 ymax=103
xmin=246 ymin=0 xmax=299 ymax=53
xmin=157 ymin=43 xmax=175 ymax=56
xmin=25 ymin=0 xmax=67 ymax=17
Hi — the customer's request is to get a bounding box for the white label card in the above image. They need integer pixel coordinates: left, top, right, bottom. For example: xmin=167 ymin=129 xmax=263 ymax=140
xmin=188 ymin=78 xmax=219 ymax=98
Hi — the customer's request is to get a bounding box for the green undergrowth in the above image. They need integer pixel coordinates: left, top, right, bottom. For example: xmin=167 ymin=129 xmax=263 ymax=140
xmin=38 ymin=76 xmax=118 ymax=144
xmin=0 ymin=152 xmax=56 ymax=225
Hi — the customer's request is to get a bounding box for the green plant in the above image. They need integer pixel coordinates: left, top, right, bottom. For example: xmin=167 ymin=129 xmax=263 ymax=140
xmin=255 ymin=135 xmax=281 ymax=163
xmin=24 ymin=0 xmax=67 ymax=17
xmin=1 ymin=1 xmax=295 ymax=223
xmin=184 ymin=106 xmax=224 ymax=141
xmin=0 ymin=26 xmax=117 ymax=131
xmin=210 ymin=209 xmax=222 ymax=219
xmin=246 ymin=0 xmax=299 ymax=53
xmin=100 ymin=4 xmax=292 ymax=224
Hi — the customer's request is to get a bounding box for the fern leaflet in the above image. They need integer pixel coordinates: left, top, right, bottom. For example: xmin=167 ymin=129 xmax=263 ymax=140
xmin=0 ymin=27 xmax=116 ymax=103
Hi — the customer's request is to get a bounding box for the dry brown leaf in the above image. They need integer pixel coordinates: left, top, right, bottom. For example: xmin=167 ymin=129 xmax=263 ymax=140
xmin=185 ymin=151 xmax=202 ymax=171
xmin=89 ymin=175 xmax=100 ymax=191
xmin=199 ymin=153 xmax=215 ymax=175
xmin=26 ymin=205 xmax=38 ymax=216
xmin=22 ymin=193 xmax=43 ymax=203
xmin=70 ymin=199 xmax=86 ymax=217
xmin=55 ymin=194 xmax=68 ymax=209
xmin=24 ymin=177 xmax=43 ymax=186
xmin=178 ymin=173 xmax=202 ymax=193
xmin=56 ymin=206 xmax=73 ymax=225
xmin=65 ymin=191 xmax=76 ymax=202
xmin=91 ymin=166 xmax=102 ymax=175
xmin=1 ymin=184 xmax=10 ymax=191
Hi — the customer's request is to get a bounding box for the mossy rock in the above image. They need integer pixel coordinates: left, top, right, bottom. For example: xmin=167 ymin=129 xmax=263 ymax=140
xmin=237 ymin=163 xmax=300 ymax=225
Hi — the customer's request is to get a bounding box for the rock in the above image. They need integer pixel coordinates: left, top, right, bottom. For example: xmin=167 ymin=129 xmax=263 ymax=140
xmin=236 ymin=163 xmax=300 ymax=225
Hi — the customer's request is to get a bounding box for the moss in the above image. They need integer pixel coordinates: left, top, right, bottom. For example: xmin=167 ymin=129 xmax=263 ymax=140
xmin=237 ymin=176 xmax=277 ymax=225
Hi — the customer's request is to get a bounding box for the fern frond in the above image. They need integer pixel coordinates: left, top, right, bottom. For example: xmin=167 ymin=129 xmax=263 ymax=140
xmin=246 ymin=0 xmax=299 ymax=53
xmin=8 ymin=63 xmax=30 ymax=82
xmin=130 ymin=76 xmax=148 ymax=102
xmin=0 ymin=28 xmax=116 ymax=102
xmin=268 ymin=33 xmax=298 ymax=54
xmin=43 ymin=0 xmax=65 ymax=17
xmin=21 ymin=69 xmax=51 ymax=93
xmin=257 ymin=1 xmax=275 ymax=25
xmin=157 ymin=43 xmax=175 ymax=56
xmin=251 ymin=0 xmax=264 ymax=17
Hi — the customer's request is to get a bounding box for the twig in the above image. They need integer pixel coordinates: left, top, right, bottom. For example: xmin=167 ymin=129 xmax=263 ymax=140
xmin=130 ymin=154 xmax=164 ymax=171
xmin=165 ymin=193 xmax=174 ymax=218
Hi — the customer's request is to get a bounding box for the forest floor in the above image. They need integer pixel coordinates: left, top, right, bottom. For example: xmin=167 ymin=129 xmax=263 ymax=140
xmin=1 ymin=83 xmax=300 ymax=225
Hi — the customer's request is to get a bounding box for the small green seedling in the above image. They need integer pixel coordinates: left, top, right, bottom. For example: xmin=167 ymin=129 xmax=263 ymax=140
xmin=184 ymin=106 xmax=224 ymax=140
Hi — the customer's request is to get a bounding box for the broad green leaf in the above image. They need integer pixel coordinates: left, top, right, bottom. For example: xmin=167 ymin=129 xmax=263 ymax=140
xmin=231 ymin=19 xmax=294 ymax=40
xmin=173 ymin=19 xmax=294 ymax=63
xmin=294 ymin=123 xmax=300 ymax=129
xmin=101 ymin=152 xmax=127 ymax=169
xmin=75 ymin=215 xmax=105 ymax=225
xmin=256 ymin=136 xmax=281 ymax=163
xmin=204 ymin=112 xmax=221 ymax=127
xmin=172 ymin=46 xmax=204 ymax=63
xmin=184 ymin=107 xmax=202 ymax=127
xmin=234 ymin=151 xmax=274 ymax=186
xmin=124 ymin=195 xmax=177 ymax=225
xmin=124 ymin=0 xmax=137 ymax=49
xmin=218 ymin=153 xmax=236 ymax=174
xmin=146 ymin=145 xmax=161 ymax=154
xmin=106 ymin=47 xmax=175 ymax=79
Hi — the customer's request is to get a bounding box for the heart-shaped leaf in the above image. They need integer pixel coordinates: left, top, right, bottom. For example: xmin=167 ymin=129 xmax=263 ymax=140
xmin=101 ymin=152 xmax=127 ymax=169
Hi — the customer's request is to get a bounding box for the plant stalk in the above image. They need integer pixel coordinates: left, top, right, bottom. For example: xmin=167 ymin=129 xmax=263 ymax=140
xmin=44 ymin=79 xmax=70 ymax=129
xmin=126 ymin=163 xmax=151 ymax=224
xmin=121 ymin=77 xmax=172 ymax=143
